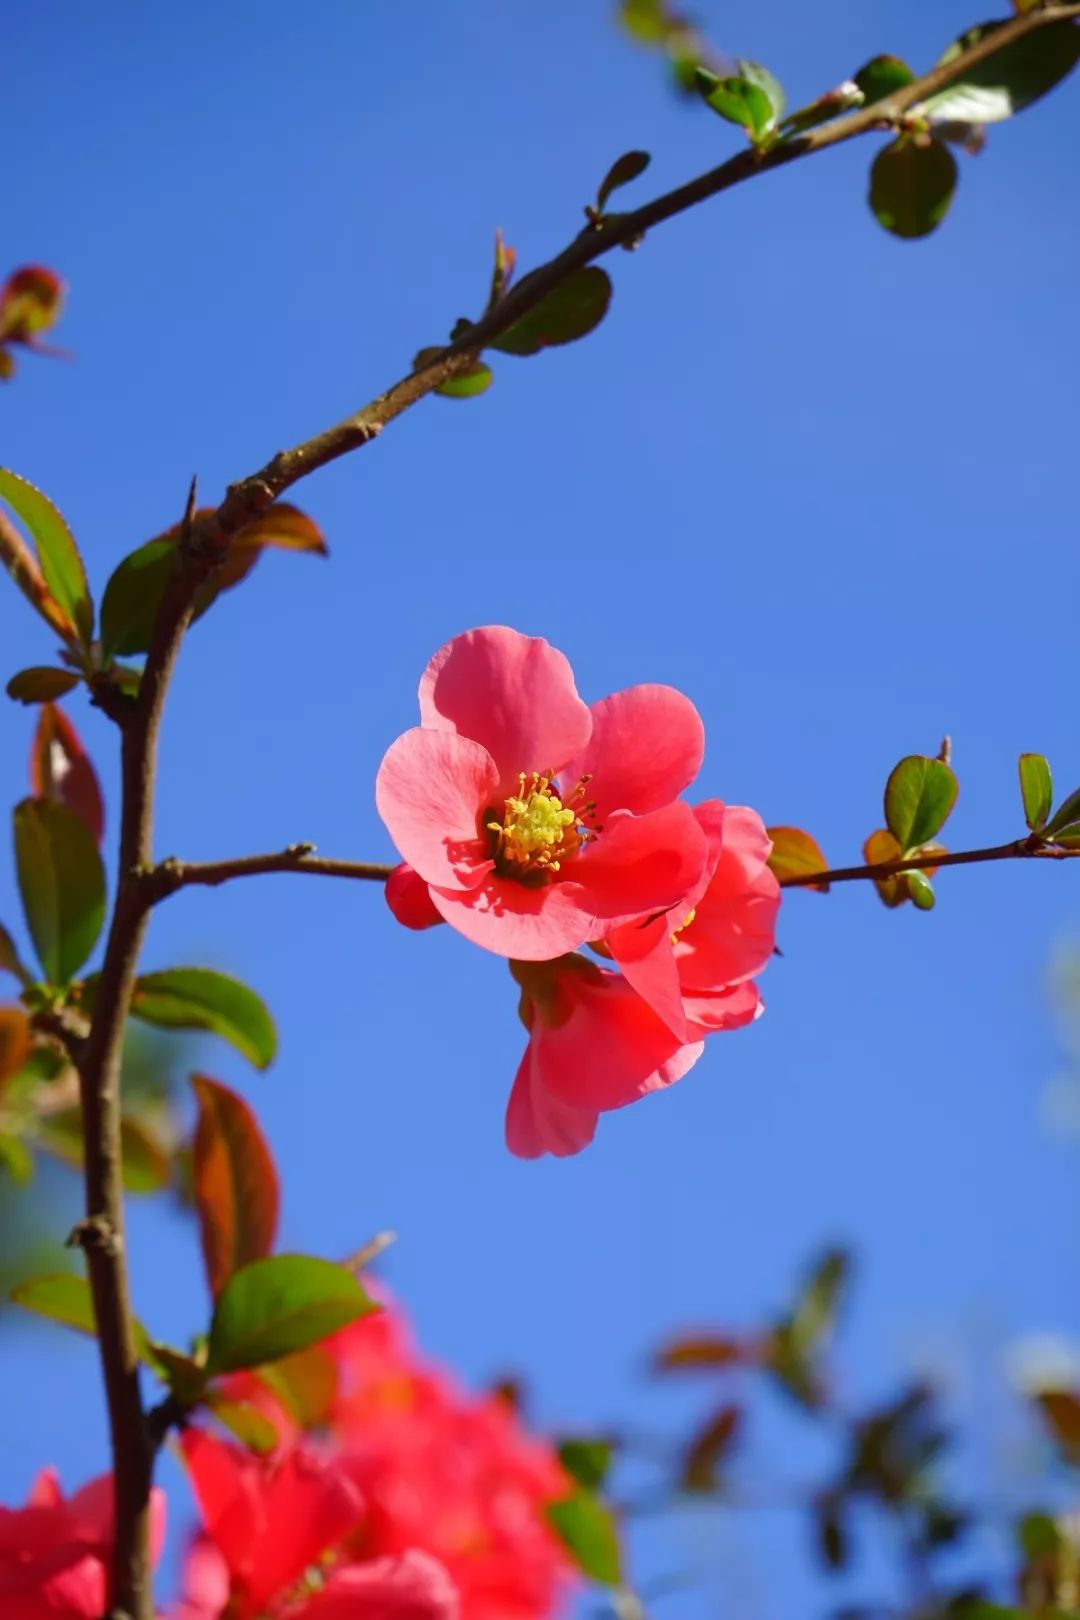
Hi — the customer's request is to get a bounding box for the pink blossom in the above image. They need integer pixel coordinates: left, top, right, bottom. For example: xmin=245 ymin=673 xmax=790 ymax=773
xmin=385 ymin=864 xmax=444 ymax=931
xmin=0 ymin=1468 xmax=165 ymax=1620
xmin=506 ymin=954 xmax=705 ymax=1159
xmin=605 ymin=801 xmax=780 ymax=1041
xmin=376 ymin=627 xmax=707 ymax=960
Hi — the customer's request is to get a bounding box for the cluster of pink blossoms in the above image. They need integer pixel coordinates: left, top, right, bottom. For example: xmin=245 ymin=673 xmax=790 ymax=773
xmin=377 ymin=627 xmax=780 ymax=1157
xmin=2 ymin=1302 xmax=573 ymax=1620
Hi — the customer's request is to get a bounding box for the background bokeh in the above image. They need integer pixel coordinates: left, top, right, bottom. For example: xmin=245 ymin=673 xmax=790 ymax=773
xmin=3 ymin=3 xmax=1079 ymax=1614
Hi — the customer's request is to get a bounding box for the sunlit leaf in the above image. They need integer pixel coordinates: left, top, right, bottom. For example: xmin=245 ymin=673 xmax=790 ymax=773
xmin=0 ymin=471 xmax=92 ymax=648
xmin=904 ymin=869 xmax=936 ymax=911
xmin=122 ymin=969 xmax=276 ymax=1069
xmin=870 ymin=137 xmax=958 ymax=240
xmin=489 ymin=269 xmax=612 ymax=357
xmin=546 ymin=1489 xmax=623 ymax=1586
xmin=410 ymin=352 xmax=496 ymax=400
xmin=31 ymin=703 xmax=105 ymax=846
xmin=256 ymin=1344 xmax=338 ymax=1429
xmin=6 ymin=668 xmax=80 ymax=705
xmin=13 ymin=798 xmax=106 ymax=984
xmin=695 ymin=67 xmax=778 ymax=141
xmin=919 ymin=18 xmax=1080 ymax=124
xmin=192 ymin=1074 xmax=280 ymax=1301
xmin=766 ymin=826 xmax=830 ymax=891
xmin=618 ymin=0 xmax=667 ymax=45
xmin=0 ymin=267 xmax=66 ymax=342
xmin=681 ymin=1403 xmax=742 ymax=1493
xmin=863 ymin=827 xmax=908 ymax=908
xmin=203 ymin=1392 xmax=279 ymax=1454
xmin=1018 ymin=754 xmax=1053 ymax=831
xmin=854 ymin=55 xmax=916 ymax=105
xmin=884 ymin=755 xmax=959 ymax=850
xmin=1046 ymin=786 xmax=1080 ymax=839
xmin=10 ymin=1273 xmax=156 ymax=1365
xmin=0 ymin=1132 xmax=34 ymax=1184
xmin=206 ymin=1255 xmax=377 ymax=1374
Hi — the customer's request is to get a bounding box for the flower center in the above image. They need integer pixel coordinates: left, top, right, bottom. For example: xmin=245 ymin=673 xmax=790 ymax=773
xmin=670 ymin=906 xmax=697 ymax=942
xmin=487 ymin=772 xmax=599 ymax=881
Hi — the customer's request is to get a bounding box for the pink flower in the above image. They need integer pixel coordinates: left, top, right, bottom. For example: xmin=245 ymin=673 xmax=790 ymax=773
xmin=376 ymin=627 xmax=707 ymax=960
xmin=506 ymin=955 xmax=705 ymax=1159
xmin=0 ymin=1468 xmax=165 ymax=1620
xmin=385 ymin=863 xmax=444 ymax=931
xmin=296 ymin=1552 xmax=459 ymax=1619
xmin=605 ymin=801 xmax=780 ymax=1041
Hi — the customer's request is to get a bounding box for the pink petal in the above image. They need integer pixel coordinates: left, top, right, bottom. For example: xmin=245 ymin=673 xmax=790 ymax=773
xmin=26 ymin=1472 xmax=62 ymax=1509
xmin=385 ymin=863 xmax=444 ymax=931
xmin=560 ymin=685 xmax=704 ymax=820
xmin=684 ymin=980 xmax=763 ymax=1035
xmin=505 ymin=1048 xmax=598 ymax=1159
xmin=428 ymin=876 xmax=599 ymax=961
xmin=418 ymin=627 xmax=592 ymax=789
xmin=375 ymin=729 xmax=497 ymax=892
xmin=677 ymin=807 xmax=780 ymax=990
xmin=576 ymin=802 xmax=708 ymax=927
xmin=296 ymin=1551 xmax=460 ymax=1620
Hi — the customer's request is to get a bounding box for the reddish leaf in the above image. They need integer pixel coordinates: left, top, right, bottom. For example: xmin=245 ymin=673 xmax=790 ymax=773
xmin=0 ymin=1008 xmax=31 ymax=1091
xmin=654 ymin=1333 xmax=750 ymax=1371
xmin=682 ymin=1403 xmax=742 ymax=1492
xmin=30 ymin=704 xmax=104 ymax=846
xmin=192 ymin=1074 xmax=280 ymax=1301
xmin=766 ymin=826 xmax=830 ymax=891
xmin=0 ymin=267 xmax=66 ymax=343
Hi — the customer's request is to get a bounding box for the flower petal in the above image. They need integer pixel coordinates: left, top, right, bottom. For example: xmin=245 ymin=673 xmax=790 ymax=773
xmin=376 ymin=729 xmax=497 ymax=892
xmin=684 ymin=980 xmax=763 ymax=1035
xmin=302 ymin=1552 xmax=461 ymax=1620
xmin=418 ymin=627 xmax=592 ymax=788
xmin=506 ymin=1047 xmax=598 ymax=1159
xmin=676 ymin=807 xmax=780 ymax=989
xmin=577 ymin=802 xmax=708 ymax=927
xmin=385 ymin=863 xmax=444 ymax=931
xmin=428 ymin=876 xmax=597 ymax=960
xmin=561 ymin=684 xmax=704 ymax=820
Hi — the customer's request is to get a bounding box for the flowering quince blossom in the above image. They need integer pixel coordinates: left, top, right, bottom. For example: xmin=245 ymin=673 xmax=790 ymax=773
xmin=213 ymin=1304 xmax=574 ymax=1620
xmin=376 ymin=626 xmax=708 ymax=960
xmin=0 ymin=1468 xmax=165 ymax=1620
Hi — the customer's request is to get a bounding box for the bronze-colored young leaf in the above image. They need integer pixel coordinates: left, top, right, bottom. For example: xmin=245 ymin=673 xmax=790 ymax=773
xmin=919 ymin=18 xmax=1080 ymax=124
xmin=884 ymin=755 xmax=959 ymax=851
xmin=489 ymin=269 xmax=612 ymax=357
xmin=0 ymin=470 xmax=93 ymax=649
xmin=192 ymin=1074 xmax=280 ymax=1301
xmin=870 ymin=137 xmax=958 ymax=240
xmin=12 ymin=798 xmax=106 ymax=985
xmin=0 ymin=1008 xmax=31 ymax=1090
xmin=1018 ymin=754 xmax=1053 ymax=832
xmin=654 ymin=1332 xmax=749 ymax=1371
xmin=595 ymin=150 xmax=651 ymax=214
xmin=546 ymin=1489 xmax=623 ymax=1586
xmin=31 ymin=703 xmax=105 ymax=846
xmin=681 ymin=1403 xmax=742 ymax=1493
xmin=126 ymin=968 xmax=277 ymax=1069
xmin=864 ymin=827 xmax=908 ymax=907
xmin=1034 ymin=1388 xmax=1080 ymax=1465
xmin=766 ymin=826 xmax=830 ymax=891
xmin=6 ymin=668 xmax=80 ymax=705
xmin=205 ymin=1254 xmax=377 ymax=1375
xmin=0 ymin=923 xmax=29 ymax=982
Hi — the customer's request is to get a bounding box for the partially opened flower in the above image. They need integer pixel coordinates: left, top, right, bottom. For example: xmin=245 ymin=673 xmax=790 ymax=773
xmin=0 ymin=1468 xmax=165 ymax=1620
xmin=605 ymin=801 xmax=780 ymax=1041
xmin=376 ymin=627 xmax=707 ymax=959
xmin=506 ymin=954 xmax=705 ymax=1159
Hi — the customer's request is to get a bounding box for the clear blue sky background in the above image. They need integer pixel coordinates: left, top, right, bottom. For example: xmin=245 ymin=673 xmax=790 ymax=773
xmin=3 ymin=4 xmax=1079 ymax=1616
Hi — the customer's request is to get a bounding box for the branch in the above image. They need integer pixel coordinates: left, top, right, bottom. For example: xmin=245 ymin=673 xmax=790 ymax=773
xmin=779 ymin=836 xmax=1080 ymax=890
xmin=144 ymin=844 xmax=395 ymax=902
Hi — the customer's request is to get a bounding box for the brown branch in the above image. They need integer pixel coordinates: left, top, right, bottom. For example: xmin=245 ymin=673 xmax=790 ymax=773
xmin=779 ymin=837 xmax=1080 ymax=890
xmin=144 ymin=844 xmax=395 ymax=902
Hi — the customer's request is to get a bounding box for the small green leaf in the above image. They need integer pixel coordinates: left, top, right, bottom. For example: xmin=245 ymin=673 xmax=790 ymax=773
xmin=13 ymin=798 xmax=106 ymax=984
xmin=36 ymin=1108 xmax=172 ymax=1194
xmin=436 ymin=363 xmax=494 ymax=400
xmin=11 ymin=1273 xmax=156 ymax=1364
xmin=1019 ymin=754 xmax=1053 ymax=831
xmin=99 ymin=538 xmax=177 ymax=661
xmin=256 ymin=1344 xmax=338 ymax=1429
xmin=919 ymin=19 xmax=1080 ymax=124
xmin=204 ymin=1393 xmax=279 ymax=1454
xmin=489 ymin=269 xmax=612 ymax=357
xmin=1046 ymin=786 xmax=1080 ymax=839
xmin=596 ymin=150 xmax=651 ymax=213
xmin=0 ymin=1133 xmax=34 ymax=1184
xmin=736 ymin=58 xmax=786 ymax=124
xmin=695 ymin=67 xmax=777 ymax=142
xmin=904 ymin=869 xmax=936 ymax=910
xmin=558 ymin=1438 xmax=615 ymax=1493
xmin=854 ymin=54 xmax=916 ymax=105
xmin=148 ymin=1343 xmax=208 ymax=1402
xmin=618 ymin=0 xmax=666 ymax=45
xmin=790 ymin=1247 xmax=850 ymax=1352
xmin=6 ymin=668 xmax=80 ymax=705
xmin=546 ymin=1489 xmax=623 ymax=1586
xmin=870 ymin=137 xmax=958 ymax=240
xmin=884 ymin=756 xmax=959 ymax=850
xmin=206 ymin=1254 xmax=377 ymax=1374
xmin=125 ymin=969 xmax=277 ymax=1069
xmin=0 ymin=470 xmax=93 ymax=648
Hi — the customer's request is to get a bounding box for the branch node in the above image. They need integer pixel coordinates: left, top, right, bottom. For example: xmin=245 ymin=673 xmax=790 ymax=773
xmin=66 ymin=1214 xmax=121 ymax=1257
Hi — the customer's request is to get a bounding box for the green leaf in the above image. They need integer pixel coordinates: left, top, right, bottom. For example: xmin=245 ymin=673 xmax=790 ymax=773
xmin=11 ymin=1273 xmax=156 ymax=1364
xmin=36 ymin=1108 xmax=172 ymax=1194
xmin=436 ymin=362 xmax=494 ymax=400
xmin=99 ymin=538 xmax=177 ymax=661
xmin=256 ymin=1344 xmax=338 ymax=1429
xmin=148 ymin=1343 xmax=208 ymax=1402
xmin=1046 ymin=786 xmax=1080 ymax=839
xmin=192 ymin=1074 xmax=280 ymax=1300
xmin=596 ymin=150 xmax=651 ymax=213
xmin=206 ymin=1254 xmax=377 ymax=1374
xmin=736 ymin=58 xmax=786 ymax=124
xmin=558 ymin=1438 xmax=615 ymax=1492
xmin=204 ymin=1393 xmax=279 ymax=1454
xmin=0 ymin=470 xmax=93 ymax=648
xmin=0 ymin=1133 xmax=34 ymax=1184
xmin=618 ymin=0 xmax=666 ymax=45
xmin=904 ymin=869 xmax=937 ymax=910
xmin=854 ymin=54 xmax=916 ymax=105
xmin=13 ymin=798 xmax=106 ymax=984
xmin=790 ymin=1247 xmax=850 ymax=1353
xmin=125 ymin=969 xmax=277 ymax=1069
xmin=489 ymin=269 xmax=612 ymax=357
xmin=884 ymin=756 xmax=959 ymax=850
xmin=695 ymin=68 xmax=777 ymax=142
xmin=546 ymin=1490 xmax=623 ymax=1586
xmin=919 ymin=19 xmax=1080 ymax=124
xmin=869 ymin=137 xmax=958 ymax=240
xmin=0 ymin=922 xmax=30 ymax=982
xmin=766 ymin=826 xmax=830 ymax=892
xmin=6 ymin=668 xmax=81 ymax=705
xmin=1018 ymin=754 xmax=1053 ymax=831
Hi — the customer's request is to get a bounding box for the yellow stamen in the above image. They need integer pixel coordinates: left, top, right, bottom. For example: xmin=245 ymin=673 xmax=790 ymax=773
xmin=487 ymin=771 xmax=598 ymax=880
xmin=670 ymin=906 xmax=697 ymax=943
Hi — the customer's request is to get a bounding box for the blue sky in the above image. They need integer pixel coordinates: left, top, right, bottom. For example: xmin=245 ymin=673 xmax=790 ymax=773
xmin=3 ymin=3 xmax=1080 ymax=1615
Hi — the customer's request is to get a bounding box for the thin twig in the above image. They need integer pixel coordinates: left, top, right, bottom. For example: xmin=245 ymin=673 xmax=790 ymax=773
xmin=780 ymin=837 xmax=1080 ymax=889
xmin=144 ymin=845 xmax=395 ymax=903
